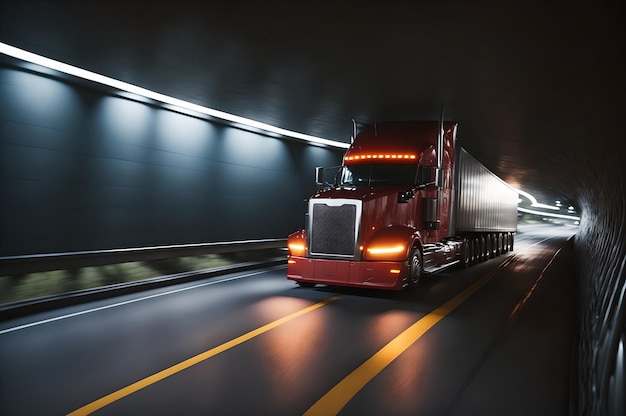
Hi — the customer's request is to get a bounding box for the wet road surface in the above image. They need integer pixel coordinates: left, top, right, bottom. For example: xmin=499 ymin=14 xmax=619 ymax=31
xmin=0 ymin=223 xmax=577 ymax=415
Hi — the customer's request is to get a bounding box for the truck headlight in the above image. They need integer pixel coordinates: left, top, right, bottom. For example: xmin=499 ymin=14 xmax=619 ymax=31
xmin=366 ymin=245 xmax=405 ymax=255
xmin=363 ymin=244 xmax=406 ymax=261
xmin=288 ymin=243 xmax=306 ymax=256
xmin=287 ymin=230 xmax=307 ymax=256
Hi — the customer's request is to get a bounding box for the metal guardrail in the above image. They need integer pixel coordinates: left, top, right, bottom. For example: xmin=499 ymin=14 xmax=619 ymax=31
xmin=0 ymin=239 xmax=287 ymax=276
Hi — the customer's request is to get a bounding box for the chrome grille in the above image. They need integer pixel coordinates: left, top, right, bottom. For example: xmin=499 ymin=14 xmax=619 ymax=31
xmin=309 ymin=199 xmax=361 ymax=257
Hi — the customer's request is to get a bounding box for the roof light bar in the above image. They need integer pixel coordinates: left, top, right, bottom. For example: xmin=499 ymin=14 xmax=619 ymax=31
xmin=344 ymin=154 xmax=417 ymax=161
xmin=0 ymin=42 xmax=350 ymax=149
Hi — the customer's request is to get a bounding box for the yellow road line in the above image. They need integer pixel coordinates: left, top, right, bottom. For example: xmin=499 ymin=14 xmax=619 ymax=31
xmin=68 ymin=295 xmax=340 ymax=416
xmin=304 ymin=257 xmax=515 ymax=415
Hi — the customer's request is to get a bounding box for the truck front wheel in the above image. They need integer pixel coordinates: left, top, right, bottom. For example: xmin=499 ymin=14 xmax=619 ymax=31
xmin=409 ymin=249 xmax=423 ymax=287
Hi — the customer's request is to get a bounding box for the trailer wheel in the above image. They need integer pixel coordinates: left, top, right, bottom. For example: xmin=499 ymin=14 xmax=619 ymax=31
xmin=509 ymin=233 xmax=514 ymax=251
xmin=409 ymin=249 xmax=423 ymax=287
xmin=493 ymin=233 xmax=499 ymax=256
xmin=297 ymin=281 xmax=315 ymax=288
xmin=474 ymin=238 xmax=481 ymax=264
xmin=462 ymin=239 xmax=471 ymax=268
xmin=481 ymin=235 xmax=488 ymax=262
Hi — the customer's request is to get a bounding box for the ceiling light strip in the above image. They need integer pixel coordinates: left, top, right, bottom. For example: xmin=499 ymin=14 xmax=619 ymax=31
xmin=1 ymin=43 xmax=576 ymax=212
xmin=0 ymin=42 xmax=350 ymax=149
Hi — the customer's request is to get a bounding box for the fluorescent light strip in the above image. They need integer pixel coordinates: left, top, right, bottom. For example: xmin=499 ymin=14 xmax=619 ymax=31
xmin=518 ymin=206 xmax=580 ymax=221
xmin=0 ymin=42 xmax=350 ymax=149
xmin=0 ymin=43 xmax=581 ymax=215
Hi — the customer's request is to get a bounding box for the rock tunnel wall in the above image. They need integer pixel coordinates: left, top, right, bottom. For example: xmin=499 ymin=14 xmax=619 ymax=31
xmin=572 ymin=161 xmax=625 ymax=415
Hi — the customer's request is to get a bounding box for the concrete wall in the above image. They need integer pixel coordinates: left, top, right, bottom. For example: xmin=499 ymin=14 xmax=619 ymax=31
xmin=0 ymin=66 xmax=343 ymax=256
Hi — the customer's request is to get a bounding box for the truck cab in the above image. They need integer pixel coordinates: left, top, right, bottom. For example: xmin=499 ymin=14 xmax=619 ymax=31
xmin=287 ymin=120 xmax=517 ymax=290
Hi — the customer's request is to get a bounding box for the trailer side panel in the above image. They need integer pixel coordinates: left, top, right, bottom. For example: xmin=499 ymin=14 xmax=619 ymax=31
xmin=454 ymin=147 xmax=518 ymax=233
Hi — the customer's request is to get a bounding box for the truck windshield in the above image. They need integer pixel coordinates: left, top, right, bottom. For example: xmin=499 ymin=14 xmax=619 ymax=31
xmin=338 ymin=163 xmax=421 ymax=187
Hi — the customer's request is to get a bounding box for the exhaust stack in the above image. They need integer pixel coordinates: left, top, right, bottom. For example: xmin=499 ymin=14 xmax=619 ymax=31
xmin=435 ymin=105 xmax=445 ymax=189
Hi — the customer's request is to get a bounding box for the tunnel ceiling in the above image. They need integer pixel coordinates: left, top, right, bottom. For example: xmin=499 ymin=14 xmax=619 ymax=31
xmin=1 ymin=0 xmax=623 ymax=208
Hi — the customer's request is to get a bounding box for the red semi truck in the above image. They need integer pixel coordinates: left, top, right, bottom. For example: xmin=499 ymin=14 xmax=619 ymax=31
xmin=287 ymin=119 xmax=518 ymax=290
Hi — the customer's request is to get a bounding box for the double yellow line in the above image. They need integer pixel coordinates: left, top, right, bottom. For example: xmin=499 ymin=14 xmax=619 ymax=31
xmin=69 ymin=256 xmax=514 ymax=416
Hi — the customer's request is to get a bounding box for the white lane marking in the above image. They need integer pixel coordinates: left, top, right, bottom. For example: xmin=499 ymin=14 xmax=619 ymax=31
xmin=0 ymin=267 xmax=283 ymax=335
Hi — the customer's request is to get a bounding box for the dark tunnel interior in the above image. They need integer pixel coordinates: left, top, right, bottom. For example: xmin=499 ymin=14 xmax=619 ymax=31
xmin=0 ymin=1 xmax=624 ymax=414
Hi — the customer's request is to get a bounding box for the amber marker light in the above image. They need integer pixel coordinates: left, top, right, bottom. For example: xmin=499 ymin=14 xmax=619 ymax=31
xmin=390 ymin=269 xmax=401 ymax=274
xmin=344 ymin=154 xmax=417 ymax=162
xmin=288 ymin=243 xmax=306 ymax=257
xmin=367 ymin=245 xmax=405 ymax=255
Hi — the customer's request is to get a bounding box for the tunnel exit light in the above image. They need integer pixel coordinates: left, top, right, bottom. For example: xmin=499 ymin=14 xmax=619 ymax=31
xmin=0 ymin=42 xmax=350 ymax=150
xmin=515 ymin=188 xmax=560 ymax=210
xmin=514 ymin=188 xmax=580 ymax=221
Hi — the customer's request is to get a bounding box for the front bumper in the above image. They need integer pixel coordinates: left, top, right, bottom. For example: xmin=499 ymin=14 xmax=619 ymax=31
xmin=287 ymin=256 xmax=409 ymax=291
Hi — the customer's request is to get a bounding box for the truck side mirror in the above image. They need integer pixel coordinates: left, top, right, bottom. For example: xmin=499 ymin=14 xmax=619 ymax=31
xmin=315 ymin=167 xmax=324 ymax=192
xmin=397 ymin=190 xmax=414 ymax=203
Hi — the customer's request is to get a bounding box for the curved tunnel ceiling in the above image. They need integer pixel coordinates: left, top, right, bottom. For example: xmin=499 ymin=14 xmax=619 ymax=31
xmin=0 ymin=0 xmax=623 ymax=207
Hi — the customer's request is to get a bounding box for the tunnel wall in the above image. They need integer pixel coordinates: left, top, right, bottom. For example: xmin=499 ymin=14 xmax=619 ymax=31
xmin=572 ymin=161 xmax=626 ymax=414
xmin=0 ymin=65 xmax=344 ymax=256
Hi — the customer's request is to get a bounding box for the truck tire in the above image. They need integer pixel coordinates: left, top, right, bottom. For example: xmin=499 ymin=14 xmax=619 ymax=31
xmin=481 ymin=235 xmax=488 ymax=262
xmin=474 ymin=238 xmax=483 ymax=264
xmin=297 ymin=281 xmax=315 ymax=288
xmin=509 ymin=233 xmax=514 ymax=251
xmin=462 ymin=239 xmax=471 ymax=268
xmin=409 ymin=249 xmax=423 ymax=287
xmin=493 ymin=233 xmax=499 ymax=256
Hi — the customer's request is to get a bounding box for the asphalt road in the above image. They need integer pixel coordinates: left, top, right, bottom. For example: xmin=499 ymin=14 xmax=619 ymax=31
xmin=0 ymin=223 xmax=578 ymax=415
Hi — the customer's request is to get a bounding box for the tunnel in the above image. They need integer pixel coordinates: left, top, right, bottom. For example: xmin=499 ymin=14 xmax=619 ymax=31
xmin=0 ymin=1 xmax=624 ymax=415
